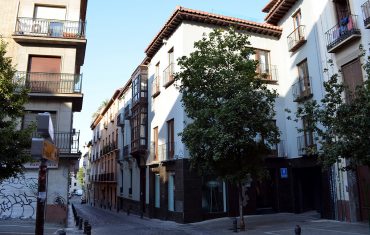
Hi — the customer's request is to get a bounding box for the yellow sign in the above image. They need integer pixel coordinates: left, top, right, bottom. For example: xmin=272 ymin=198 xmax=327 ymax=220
xmin=43 ymin=140 xmax=59 ymax=162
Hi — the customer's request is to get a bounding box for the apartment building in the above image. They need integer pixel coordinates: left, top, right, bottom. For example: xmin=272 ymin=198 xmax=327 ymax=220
xmin=90 ymin=90 xmax=120 ymax=210
xmin=0 ymin=0 xmax=87 ymax=224
xmin=262 ymin=0 xmax=370 ymax=222
xmin=142 ymin=7 xmax=285 ymax=222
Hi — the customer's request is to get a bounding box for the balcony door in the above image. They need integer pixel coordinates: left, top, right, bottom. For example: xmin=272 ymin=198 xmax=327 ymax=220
xmin=34 ymin=5 xmax=66 ymax=36
xmin=341 ymin=58 xmax=363 ymax=102
xmin=255 ymin=49 xmax=270 ymax=78
xmin=297 ymin=60 xmax=310 ymax=95
xmin=28 ymin=56 xmax=61 ymax=93
xmin=167 ymin=119 xmax=174 ymax=160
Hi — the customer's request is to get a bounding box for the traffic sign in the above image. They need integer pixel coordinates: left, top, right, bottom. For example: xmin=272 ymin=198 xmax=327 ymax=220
xmin=42 ymin=139 xmax=58 ymax=162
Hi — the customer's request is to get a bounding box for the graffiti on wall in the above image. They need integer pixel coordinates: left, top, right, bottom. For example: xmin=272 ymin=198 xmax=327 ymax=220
xmin=0 ymin=176 xmax=38 ymax=219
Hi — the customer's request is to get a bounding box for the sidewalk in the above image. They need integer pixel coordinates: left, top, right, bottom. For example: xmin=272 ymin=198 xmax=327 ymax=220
xmin=190 ymin=211 xmax=369 ymax=235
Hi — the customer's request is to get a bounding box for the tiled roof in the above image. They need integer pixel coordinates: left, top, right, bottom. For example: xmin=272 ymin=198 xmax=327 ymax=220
xmin=262 ymin=0 xmax=278 ymax=13
xmin=145 ymin=6 xmax=282 ymax=60
xmin=264 ymin=0 xmax=298 ymax=25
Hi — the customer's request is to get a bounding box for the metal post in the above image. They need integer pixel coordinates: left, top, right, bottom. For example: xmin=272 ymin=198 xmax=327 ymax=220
xmin=35 ymin=159 xmax=47 ymax=235
xmin=295 ymin=225 xmax=301 ymax=235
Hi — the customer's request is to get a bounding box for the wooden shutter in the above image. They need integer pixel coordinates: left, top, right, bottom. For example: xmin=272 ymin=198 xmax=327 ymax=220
xmin=342 ymin=58 xmax=363 ymax=101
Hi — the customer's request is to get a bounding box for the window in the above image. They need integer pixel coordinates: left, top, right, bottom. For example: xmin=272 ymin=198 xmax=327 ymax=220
xmin=292 ymin=10 xmax=302 ymax=29
xmin=167 ymin=119 xmax=174 ymax=160
xmin=302 ymin=116 xmax=314 ymax=148
xmin=254 ymin=49 xmax=270 ymax=77
xmin=202 ymin=179 xmax=225 ymax=212
xmin=341 ymin=58 xmax=363 ymax=103
xmin=152 ymin=62 xmax=160 ymax=97
xmin=23 ymin=110 xmax=57 ymax=130
xmin=33 ymin=5 xmax=66 ymax=36
xmin=297 ymin=59 xmax=311 ymax=97
xmin=131 ymin=106 xmax=148 ymax=151
xmin=34 ymin=5 xmax=66 ymax=20
xmin=27 ymin=56 xmax=62 ymax=93
xmin=132 ymin=74 xmax=148 ymax=104
xmin=153 ymin=127 xmax=158 ymax=161
xmin=168 ymin=173 xmax=175 ymax=211
xmin=163 ymin=48 xmax=175 ymax=87
xmin=155 ymin=174 xmax=160 ymax=208
xmin=333 ymin=0 xmax=350 ymax=20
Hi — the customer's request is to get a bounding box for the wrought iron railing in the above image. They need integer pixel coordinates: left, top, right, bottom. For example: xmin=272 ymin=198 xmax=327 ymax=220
xmin=123 ymin=145 xmax=130 ymax=159
xmin=287 ymin=25 xmax=306 ymax=52
xmin=14 ymin=71 xmax=82 ymax=94
xmin=163 ymin=63 xmax=175 ymax=87
xmin=152 ymin=76 xmax=161 ymax=97
xmin=269 ymin=140 xmax=286 ymax=158
xmin=117 ymin=113 xmax=125 ymax=127
xmin=362 ymin=0 xmax=370 ymax=27
xmin=54 ymin=131 xmax=80 ymax=154
xmin=124 ymin=105 xmax=131 ymax=120
xmin=325 ymin=14 xmax=361 ymax=51
xmin=14 ymin=17 xmax=86 ymax=39
xmin=256 ymin=63 xmax=278 ymax=82
xmin=297 ymin=133 xmax=316 ymax=156
xmin=292 ymin=76 xmax=312 ymax=102
xmin=150 ymin=141 xmax=181 ymax=161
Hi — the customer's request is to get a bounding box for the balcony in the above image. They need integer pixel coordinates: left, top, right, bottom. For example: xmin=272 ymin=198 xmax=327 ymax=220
xmin=292 ymin=76 xmax=313 ymax=102
xmin=268 ymin=140 xmax=286 ymax=158
xmin=256 ymin=63 xmax=279 ymax=84
xmin=13 ymin=17 xmax=86 ymax=44
xmin=150 ymin=141 xmax=180 ymax=162
xmin=325 ymin=15 xmax=361 ymax=53
xmin=152 ymin=76 xmax=161 ymax=98
xmin=362 ymin=0 xmax=370 ymax=28
xmin=163 ymin=63 xmax=175 ymax=88
xmin=117 ymin=113 xmax=125 ymax=127
xmin=14 ymin=71 xmax=82 ymax=94
xmin=124 ymin=105 xmax=131 ymax=120
xmin=287 ymin=25 xmax=306 ymax=52
xmin=297 ymin=133 xmax=317 ymax=156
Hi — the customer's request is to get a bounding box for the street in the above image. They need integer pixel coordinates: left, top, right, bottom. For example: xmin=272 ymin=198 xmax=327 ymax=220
xmin=0 ymin=196 xmax=367 ymax=235
xmin=70 ymin=196 xmax=369 ymax=235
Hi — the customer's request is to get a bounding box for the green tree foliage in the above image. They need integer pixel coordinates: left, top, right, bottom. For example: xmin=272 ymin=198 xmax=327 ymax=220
xmin=77 ymin=168 xmax=84 ymax=188
xmin=91 ymin=99 xmax=109 ymax=121
xmin=0 ymin=40 xmax=34 ymax=181
xmin=176 ymin=28 xmax=279 ymax=182
xmin=293 ymin=52 xmax=370 ymax=170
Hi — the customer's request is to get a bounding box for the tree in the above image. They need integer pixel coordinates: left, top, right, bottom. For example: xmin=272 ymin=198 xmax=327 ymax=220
xmin=293 ymin=55 xmax=370 ymax=170
xmin=175 ymin=28 xmax=279 ymax=229
xmin=91 ymin=99 xmax=109 ymax=121
xmin=77 ymin=168 xmax=84 ymax=189
xmin=0 ymin=39 xmax=34 ymax=181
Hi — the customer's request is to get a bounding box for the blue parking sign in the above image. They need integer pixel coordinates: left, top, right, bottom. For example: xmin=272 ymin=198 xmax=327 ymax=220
xmin=280 ymin=168 xmax=288 ymax=178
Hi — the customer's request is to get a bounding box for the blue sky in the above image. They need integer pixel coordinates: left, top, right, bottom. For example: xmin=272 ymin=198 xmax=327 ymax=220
xmin=75 ymin=0 xmax=270 ymax=153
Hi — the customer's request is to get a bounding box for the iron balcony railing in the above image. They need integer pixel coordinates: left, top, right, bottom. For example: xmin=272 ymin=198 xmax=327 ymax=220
xmin=150 ymin=141 xmax=180 ymax=161
xmin=163 ymin=63 xmax=175 ymax=87
xmin=14 ymin=17 xmax=86 ymax=39
xmin=256 ymin=63 xmax=279 ymax=82
xmin=54 ymin=131 xmax=80 ymax=154
xmin=269 ymin=140 xmax=286 ymax=158
xmin=287 ymin=25 xmax=306 ymax=52
xmin=152 ymin=76 xmax=161 ymax=97
xmin=325 ymin=14 xmax=361 ymax=52
xmin=362 ymin=0 xmax=370 ymax=28
xmin=292 ymin=76 xmax=312 ymax=102
xmin=33 ymin=131 xmax=80 ymax=154
xmin=14 ymin=71 xmax=82 ymax=94
xmin=297 ymin=133 xmax=317 ymax=156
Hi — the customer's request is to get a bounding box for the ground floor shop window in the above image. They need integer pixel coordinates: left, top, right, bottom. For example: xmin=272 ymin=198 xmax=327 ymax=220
xmin=202 ymin=179 xmax=225 ymax=213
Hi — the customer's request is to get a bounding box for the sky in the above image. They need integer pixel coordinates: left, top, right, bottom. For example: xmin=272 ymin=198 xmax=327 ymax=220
xmin=74 ymin=0 xmax=270 ymax=154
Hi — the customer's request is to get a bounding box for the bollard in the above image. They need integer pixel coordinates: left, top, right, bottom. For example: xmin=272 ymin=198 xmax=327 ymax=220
xmin=78 ymin=218 xmax=83 ymax=230
xmin=75 ymin=215 xmax=79 ymax=226
xmin=83 ymin=220 xmax=89 ymax=233
xmin=85 ymin=224 xmax=92 ymax=235
xmin=233 ymin=218 xmax=238 ymax=233
xmin=295 ymin=225 xmax=301 ymax=235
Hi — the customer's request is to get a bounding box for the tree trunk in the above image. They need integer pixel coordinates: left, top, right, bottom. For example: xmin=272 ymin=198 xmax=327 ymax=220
xmin=238 ymin=181 xmax=245 ymax=231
